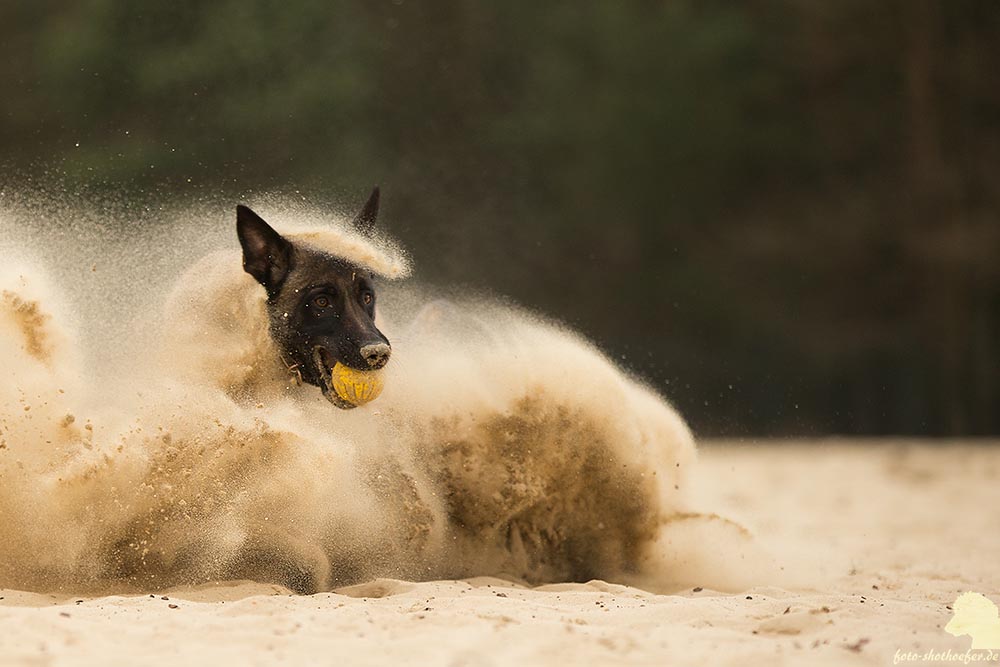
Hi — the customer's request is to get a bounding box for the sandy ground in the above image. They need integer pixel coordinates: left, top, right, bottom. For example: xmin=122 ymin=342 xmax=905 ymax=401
xmin=1 ymin=440 xmax=997 ymax=667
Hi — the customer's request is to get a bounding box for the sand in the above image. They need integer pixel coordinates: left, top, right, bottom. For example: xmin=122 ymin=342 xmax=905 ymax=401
xmin=2 ymin=440 xmax=996 ymax=667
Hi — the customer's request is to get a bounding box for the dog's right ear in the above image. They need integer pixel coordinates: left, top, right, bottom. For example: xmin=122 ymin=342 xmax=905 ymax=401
xmin=351 ymin=186 xmax=380 ymax=236
xmin=237 ymin=205 xmax=292 ymax=293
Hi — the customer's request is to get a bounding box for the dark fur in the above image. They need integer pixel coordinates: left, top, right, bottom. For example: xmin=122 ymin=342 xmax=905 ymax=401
xmin=236 ymin=188 xmax=390 ymax=408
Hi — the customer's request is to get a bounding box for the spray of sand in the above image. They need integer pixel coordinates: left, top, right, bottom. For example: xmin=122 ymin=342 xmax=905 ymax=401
xmin=0 ymin=193 xmax=789 ymax=595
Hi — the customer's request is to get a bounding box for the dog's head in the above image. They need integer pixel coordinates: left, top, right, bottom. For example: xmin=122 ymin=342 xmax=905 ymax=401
xmin=236 ymin=188 xmax=390 ymax=408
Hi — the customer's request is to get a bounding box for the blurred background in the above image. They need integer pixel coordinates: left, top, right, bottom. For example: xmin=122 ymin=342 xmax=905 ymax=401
xmin=1 ymin=0 xmax=997 ymax=436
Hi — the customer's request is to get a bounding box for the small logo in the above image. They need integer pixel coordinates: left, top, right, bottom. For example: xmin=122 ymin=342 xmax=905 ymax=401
xmin=893 ymin=593 xmax=1000 ymax=664
xmin=946 ymin=593 xmax=1000 ymax=650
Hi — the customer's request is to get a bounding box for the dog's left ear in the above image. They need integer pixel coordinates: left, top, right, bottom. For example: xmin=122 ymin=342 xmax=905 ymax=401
xmin=237 ymin=205 xmax=292 ymax=294
xmin=351 ymin=186 xmax=380 ymax=236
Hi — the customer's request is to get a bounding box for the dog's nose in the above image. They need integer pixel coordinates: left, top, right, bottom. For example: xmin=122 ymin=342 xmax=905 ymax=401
xmin=359 ymin=343 xmax=391 ymax=369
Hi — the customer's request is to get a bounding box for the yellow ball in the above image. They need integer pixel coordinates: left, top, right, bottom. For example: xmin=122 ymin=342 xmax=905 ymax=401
xmin=330 ymin=362 xmax=384 ymax=407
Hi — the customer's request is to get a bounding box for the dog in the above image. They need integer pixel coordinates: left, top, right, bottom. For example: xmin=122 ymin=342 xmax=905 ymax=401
xmin=0 ymin=187 xmax=701 ymax=595
xmin=158 ymin=187 xmax=410 ymax=406
xmin=204 ymin=188 xmax=702 ymax=590
xmin=235 ymin=188 xmax=391 ymax=408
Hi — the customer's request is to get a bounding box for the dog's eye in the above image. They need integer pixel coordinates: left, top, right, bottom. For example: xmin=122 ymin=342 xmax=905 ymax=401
xmin=312 ymin=295 xmax=331 ymax=308
xmin=362 ymin=292 xmax=373 ymax=306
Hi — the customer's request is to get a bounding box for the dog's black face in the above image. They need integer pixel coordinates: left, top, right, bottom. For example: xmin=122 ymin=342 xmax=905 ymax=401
xmin=236 ymin=189 xmax=390 ymax=408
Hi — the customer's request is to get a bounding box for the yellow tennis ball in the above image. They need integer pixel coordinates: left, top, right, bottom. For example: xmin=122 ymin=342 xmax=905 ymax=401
xmin=330 ymin=362 xmax=384 ymax=407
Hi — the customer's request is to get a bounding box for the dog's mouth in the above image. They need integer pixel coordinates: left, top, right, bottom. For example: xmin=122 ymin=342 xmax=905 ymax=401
xmin=312 ymin=346 xmax=385 ymax=410
xmin=313 ymin=347 xmax=356 ymax=409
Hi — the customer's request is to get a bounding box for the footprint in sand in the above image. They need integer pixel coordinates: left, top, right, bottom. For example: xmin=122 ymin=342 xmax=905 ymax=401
xmin=945 ymin=592 xmax=1000 ymax=649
